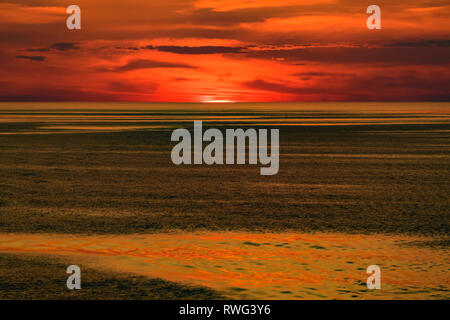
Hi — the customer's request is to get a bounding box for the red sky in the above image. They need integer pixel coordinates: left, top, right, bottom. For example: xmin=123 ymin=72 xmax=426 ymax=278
xmin=1 ymin=0 xmax=449 ymax=102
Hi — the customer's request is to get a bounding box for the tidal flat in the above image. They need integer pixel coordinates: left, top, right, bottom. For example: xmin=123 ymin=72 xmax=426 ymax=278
xmin=0 ymin=232 xmax=448 ymax=299
xmin=0 ymin=103 xmax=448 ymax=236
xmin=0 ymin=102 xmax=448 ymax=299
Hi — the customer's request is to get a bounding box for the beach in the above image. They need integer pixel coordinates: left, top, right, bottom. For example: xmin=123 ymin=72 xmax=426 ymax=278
xmin=0 ymin=102 xmax=449 ymax=299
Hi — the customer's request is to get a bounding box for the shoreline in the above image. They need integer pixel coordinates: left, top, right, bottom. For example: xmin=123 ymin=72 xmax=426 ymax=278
xmin=0 ymin=231 xmax=448 ymax=299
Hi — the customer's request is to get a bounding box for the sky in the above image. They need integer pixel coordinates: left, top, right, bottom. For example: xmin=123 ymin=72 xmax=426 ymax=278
xmin=0 ymin=0 xmax=449 ymax=102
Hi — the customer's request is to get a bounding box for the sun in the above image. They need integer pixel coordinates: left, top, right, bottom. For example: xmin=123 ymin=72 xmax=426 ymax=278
xmin=201 ymin=96 xmax=235 ymax=103
xmin=204 ymin=99 xmax=235 ymax=103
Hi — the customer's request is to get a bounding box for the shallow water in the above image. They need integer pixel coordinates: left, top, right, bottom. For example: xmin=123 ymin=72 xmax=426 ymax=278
xmin=0 ymin=232 xmax=448 ymax=299
xmin=0 ymin=102 xmax=449 ymax=134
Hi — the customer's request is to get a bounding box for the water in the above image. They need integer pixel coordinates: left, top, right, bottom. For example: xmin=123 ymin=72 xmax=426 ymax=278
xmin=0 ymin=232 xmax=448 ymax=299
xmin=0 ymin=102 xmax=449 ymax=134
xmin=0 ymin=102 xmax=448 ymax=299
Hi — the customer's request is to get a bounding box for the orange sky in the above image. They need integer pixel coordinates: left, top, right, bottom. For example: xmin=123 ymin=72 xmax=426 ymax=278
xmin=0 ymin=0 xmax=449 ymax=102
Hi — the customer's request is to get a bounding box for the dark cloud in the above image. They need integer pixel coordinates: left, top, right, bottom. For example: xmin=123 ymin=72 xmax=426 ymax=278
xmin=245 ymin=71 xmax=450 ymax=101
xmin=385 ymin=40 xmax=450 ymax=47
xmin=115 ymin=46 xmax=140 ymax=51
xmin=246 ymin=47 xmax=450 ymax=66
xmin=0 ymin=86 xmax=122 ymax=102
xmin=107 ymin=59 xmax=196 ymax=72
xmin=15 ymin=55 xmax=46 ymax=61
xmin=24 ymin=43 xmax=81 ymax=53
xmin=293 ymin=72 xmax=352 ymax=77
xmin=49 ymin=42 xmax=81 ymax=51
xmin=26 ymin=48 xmax=50 ymax=52
xmin=245 ymin=79 xmax=324 ymax=95
xmin=144 ymin=45 xmax=245 ymax=54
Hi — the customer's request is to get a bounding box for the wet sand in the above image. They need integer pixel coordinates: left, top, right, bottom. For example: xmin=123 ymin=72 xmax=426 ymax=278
xmin=0 ymin=232 xmax=448 ymax=299
xmin=1 ymin=121 xmax=448 ymax=235
xmin=0 ymin=253 xmax=224 ymax=300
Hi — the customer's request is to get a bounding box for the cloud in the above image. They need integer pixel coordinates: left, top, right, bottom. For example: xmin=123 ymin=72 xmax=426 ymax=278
xmin=107 ymin=81 xmax=158 ymax=93
xmin=145 ymin=45 xmax=245 ymax=54
xmin=245 ymin=71 xmax=450 ymax=101
xmin=115 ymin=46 xmax=139 ymax=51
xmin=245 ymin=79 xmax=322 ymax=95
xmin=245 ymin=47 xmax=450 ymax=66
xmin=180 ymin=4 xmax=335 ymax=26
xmin=293 ymin=72 xmax=352 ymax=77
xmin=26 ymin=48 xmax=50 ymax=52
xmin=15 ymin=55 xmax=45 ymax=61
xmin=49 ymin=42 xmax=81 ymax=51
xmin=0 ymin=3 xmax=65 ymax=25
xmin=0 ymin=89 xmax=121 ymax=102
xmin=108 ymin=59 xmax=196 ymax=72
xmin=25 ymin=42 xmax=81 ymax=53
xmin=385 ymin=40 xmax=450 ymax=47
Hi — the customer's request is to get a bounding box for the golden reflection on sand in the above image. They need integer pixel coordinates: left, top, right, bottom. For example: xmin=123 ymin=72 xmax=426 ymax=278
xmin=1 ymin=102 xmax=449 ymax=134
xmin=0 ymin=232 xmax=448 ymax=299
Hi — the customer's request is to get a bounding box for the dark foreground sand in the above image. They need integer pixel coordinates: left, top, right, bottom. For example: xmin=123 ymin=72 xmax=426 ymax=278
xmin=0 ymin=253 xmax=224 ymax=299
